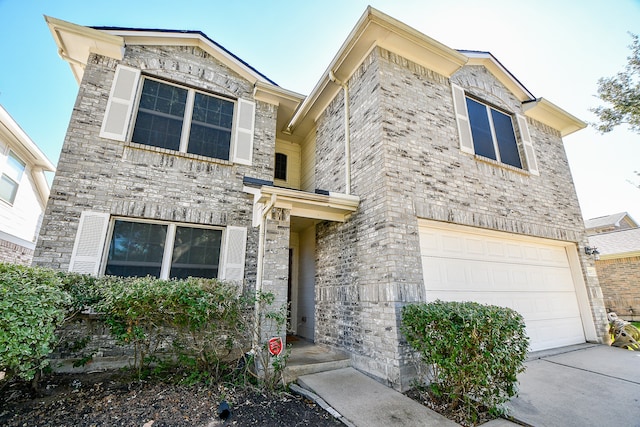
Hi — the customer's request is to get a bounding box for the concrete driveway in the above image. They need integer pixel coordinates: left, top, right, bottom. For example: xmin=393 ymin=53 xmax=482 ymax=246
xmin=507 ymin=344 xmax=640 ymax=427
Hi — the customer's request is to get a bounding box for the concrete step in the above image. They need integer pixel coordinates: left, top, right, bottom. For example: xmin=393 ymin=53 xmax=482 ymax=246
xmin=284 ymin=357 xmax=351 ymax=383
xmin=283 ymin=340 xmax=351 ymax=383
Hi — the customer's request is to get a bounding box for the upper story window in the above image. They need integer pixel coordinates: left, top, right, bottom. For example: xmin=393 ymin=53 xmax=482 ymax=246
xmin=465 ymin=97 xmax=522 ymax=169
xmin=274 ymin=152 xmax=287 ymax=181
xmin=0 ymin=151 xmax=25 ymax=204
xmin=451 ymin=83 xmax=539 ymax=175
xmin=132 ymin=79 xmax=235 ymax=160
xmin=99 ymin=65 xmax=255 ymax=166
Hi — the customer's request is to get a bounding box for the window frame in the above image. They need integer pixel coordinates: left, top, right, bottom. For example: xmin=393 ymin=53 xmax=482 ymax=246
xmin=274 ymin=152 xmax=288 ymax=181
xmin=130 ymin=76 xmax=237 ymax=161
xmin=102 ymin=217 xmax=225 ymax=280
xmin=464 ymin=95 xmax=522 ymax=168
xmin=451 ymin=83 xmax=539 ymax=175
xmin=0 ymin=150 xmax=26 ymax=205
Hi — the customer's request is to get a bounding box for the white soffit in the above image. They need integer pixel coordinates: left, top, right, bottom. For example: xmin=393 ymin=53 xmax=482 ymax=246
xmin=523 ymin=98 xmax=587 ymax=137
xmin=45 ymin=16 xmax=125 ymax=84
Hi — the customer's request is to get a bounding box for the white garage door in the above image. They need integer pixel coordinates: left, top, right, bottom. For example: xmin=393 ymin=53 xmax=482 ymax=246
xmin=418 ymin=221 xmax=586 ymax=352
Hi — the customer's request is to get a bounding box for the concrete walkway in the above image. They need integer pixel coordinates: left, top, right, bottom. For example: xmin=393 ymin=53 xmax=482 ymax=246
xmin=296 ymin=344 xmax=640 ymax=427
xmin=297 ymin=367 xmax=459 ymax=427
xmin=507 ymin=344 xmax=640 ymax=427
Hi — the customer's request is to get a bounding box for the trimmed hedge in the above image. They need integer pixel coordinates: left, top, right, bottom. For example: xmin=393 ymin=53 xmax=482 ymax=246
xmin=402 ymin=300 xmax=529 ymax=424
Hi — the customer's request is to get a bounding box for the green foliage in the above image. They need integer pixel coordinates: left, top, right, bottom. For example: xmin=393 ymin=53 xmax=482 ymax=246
xmin=1 ymin=263 xmax=289 ymax=392
xmin=591 ymin=33 xmax=640 ymax=134
xmin=0 ymin=263 xmax=71 ymax=382
xmin=94 ymin=276 xmax=253 ymax=378
xmin=401 ymin=300 xmax=529 ymax=424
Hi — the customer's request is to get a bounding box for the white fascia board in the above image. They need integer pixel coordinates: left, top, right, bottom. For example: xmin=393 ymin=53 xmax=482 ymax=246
xmin=0 ymin=105 xmax=55 ymax=172
xmin=523 ymin=98 xmax=587 ymax=137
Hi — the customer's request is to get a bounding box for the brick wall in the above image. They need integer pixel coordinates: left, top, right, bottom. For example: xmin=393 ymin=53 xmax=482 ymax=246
xmin=313 ymin=47 xmax=606 ymax=390
xmin=0 ymin=238 xmax=33 ymax=265
xmin=33 ymin=45 xmax=277 ymax=293
xmin=596 ymin=256 xmax=640 ymax=321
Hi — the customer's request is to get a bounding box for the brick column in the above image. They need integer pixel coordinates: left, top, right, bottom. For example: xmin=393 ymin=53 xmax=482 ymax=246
xmin=257 ymin=207 xmax=291 ymax=342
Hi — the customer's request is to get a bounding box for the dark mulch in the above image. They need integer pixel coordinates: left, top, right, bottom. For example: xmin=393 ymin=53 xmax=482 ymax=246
xmin=0 ymin=371 xmax=343 ymax=427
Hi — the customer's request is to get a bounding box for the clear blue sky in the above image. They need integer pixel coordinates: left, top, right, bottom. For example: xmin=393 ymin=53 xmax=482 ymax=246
xmin=1 ymin=0 xmax=639 ymax=221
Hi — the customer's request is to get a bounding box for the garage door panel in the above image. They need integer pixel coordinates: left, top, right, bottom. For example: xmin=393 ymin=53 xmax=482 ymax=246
xmin=419 ymin=221 xmax=585 ymax=352
xmin=424 ymin=258 xmax=575 ymax=293
xmin=421 ymin=228 xmax=571 ymax=268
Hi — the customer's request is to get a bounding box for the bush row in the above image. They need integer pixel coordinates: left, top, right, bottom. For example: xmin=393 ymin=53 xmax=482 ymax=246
xmin=0 ymin=263 xmax=283 ymax=388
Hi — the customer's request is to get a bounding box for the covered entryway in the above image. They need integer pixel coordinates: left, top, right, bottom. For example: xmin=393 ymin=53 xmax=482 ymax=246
xmin=418 ymin=220 xmax=590 ymax=351
xmin=244 ymin=183 xmax=359 ymax=342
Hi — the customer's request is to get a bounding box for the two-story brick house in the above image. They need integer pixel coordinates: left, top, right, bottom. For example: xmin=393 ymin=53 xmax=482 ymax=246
xmin=36 ymin=8 xmax=607 ymax=390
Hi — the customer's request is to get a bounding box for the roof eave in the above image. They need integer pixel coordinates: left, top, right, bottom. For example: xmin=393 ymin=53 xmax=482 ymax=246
xmin=45 ymin=15 xmax=125 ymax=84
xmin=45 ymin=16 xmax=276 ymax=88
xmin=523 ymin=98 xmax=587 ymax=137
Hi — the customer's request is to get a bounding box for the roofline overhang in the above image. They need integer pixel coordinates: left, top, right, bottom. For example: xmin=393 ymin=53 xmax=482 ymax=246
xmin=523 ymin=98 xmax=587 ymax=137
xmin=459 ymin=51 xmax=535 ymax=102
xmin=598 ymin=250 xmax=640 ymax=260
xmin=245 ymin=185 xmax=360 ymax=223
xmin=45 ymin=16 xmax=277 ymax=87
xmin=0 ymin=105 xmax=55 ymax=204
xmin=45 ymin=15 xmax=125 ymax=84
xmin=253 ymin=81 xmax=304 ymax=108
xmin=285 ymin=6 xmax=468 ymax=135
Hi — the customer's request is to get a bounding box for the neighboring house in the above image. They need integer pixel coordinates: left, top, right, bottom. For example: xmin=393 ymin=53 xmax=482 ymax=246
xmin=585 ymin=212 xmax=638 ymax=234
xmin=587 ymin=213 xmax=640 ymax=321
xmin=0 ymin=105 xmax=55 ymax=265
xmin=36 ymin=8 xmax=607 ymax=390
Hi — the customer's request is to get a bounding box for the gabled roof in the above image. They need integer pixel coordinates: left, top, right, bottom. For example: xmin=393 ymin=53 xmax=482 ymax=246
xmin=585 ymin=212 xmax=638 ymax=232
xmin=286 ymin=7 xmax=585 ymax=139
xmin=45 ymin=16 xmax=277 ymax=86
xmin=0 ymin=105 xmax=55 ymax=204
xmin=588 ymin=228 xmax=640 ymax=259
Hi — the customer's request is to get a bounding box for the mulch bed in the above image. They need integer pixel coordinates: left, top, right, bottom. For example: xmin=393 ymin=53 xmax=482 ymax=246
xmin=0 ymin=371 xmax=343 ymax=427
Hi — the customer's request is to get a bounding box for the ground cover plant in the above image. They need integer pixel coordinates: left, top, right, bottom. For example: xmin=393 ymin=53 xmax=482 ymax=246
xmin=402 ymin=300 xmax=529 ymax=426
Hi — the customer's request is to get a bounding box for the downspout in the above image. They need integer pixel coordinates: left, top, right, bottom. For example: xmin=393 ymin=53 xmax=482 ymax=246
xmin=329 ymin=71 xmax=351 ymax=195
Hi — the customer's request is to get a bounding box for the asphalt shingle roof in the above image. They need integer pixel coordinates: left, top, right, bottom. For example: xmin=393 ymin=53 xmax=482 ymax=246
xmin=588 ymin=228 xmax=640 ymax=256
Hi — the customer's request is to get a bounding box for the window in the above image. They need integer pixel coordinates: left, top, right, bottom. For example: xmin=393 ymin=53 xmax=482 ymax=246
xmin=274 ymin=152 xmax=287 ymax=181
xmin=100 ymin=65 xmax=256 ymax=165
xmin=0 ymin=151 xmax=25 ymax=204
xmin=105 ymin=219 xmax=222 ymax=279
xmin=132 ymin=78 xmax=235 ymax=161
xmin=451 ymin=83 xmax=539 ymax=175
xmin=466 ymin=98 xmax=522 ymax=168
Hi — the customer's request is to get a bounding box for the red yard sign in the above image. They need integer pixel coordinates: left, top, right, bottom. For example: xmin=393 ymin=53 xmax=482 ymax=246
xmin=268 ymin=337 xmax=283 ymax=356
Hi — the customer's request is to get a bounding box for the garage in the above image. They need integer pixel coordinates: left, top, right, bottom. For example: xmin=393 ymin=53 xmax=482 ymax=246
xmin=418 ymin=220 xmax=587 ymax=351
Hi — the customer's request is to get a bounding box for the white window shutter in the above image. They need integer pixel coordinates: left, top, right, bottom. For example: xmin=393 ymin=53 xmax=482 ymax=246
xmin=221 ymin=226 xmax=247 ymax=283
xmin=516 ymin=114 xmax=539 ymax=175
xmin=231 ymin=99 xmax=255 ymax=165
xmin=451 ymin=83 xmax=474 ymax=154
xmin=99 ymin=65 xmax=141 ymax=141
xmin=69 ymin=211 xmax=110 ymax=275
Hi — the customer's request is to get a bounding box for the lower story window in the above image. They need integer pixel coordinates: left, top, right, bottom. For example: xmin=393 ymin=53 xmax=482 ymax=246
xmin=105 ymin=219 xmax=222 ymax=279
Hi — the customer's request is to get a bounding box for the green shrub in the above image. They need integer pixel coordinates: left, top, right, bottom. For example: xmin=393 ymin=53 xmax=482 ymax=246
xmin=0 ymin=263 xmax=71 ymax=382
xmin=401 ymin=300 xmax=529 ymax=424
xmin=94 ymin=276 xmax=254 ymax=378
